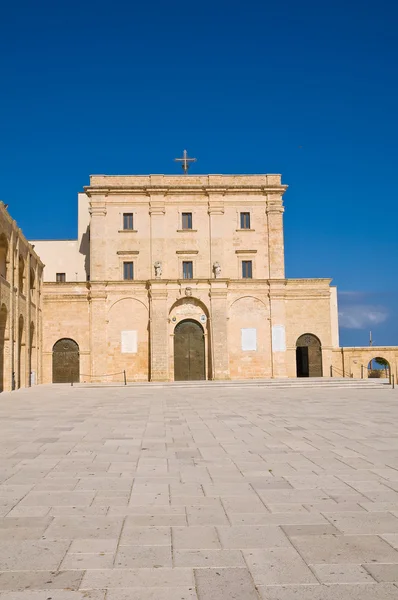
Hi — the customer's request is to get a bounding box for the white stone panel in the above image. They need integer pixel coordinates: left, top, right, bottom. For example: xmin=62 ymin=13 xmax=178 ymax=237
xmin=241 ymin=328 xmax=257 ymax=351
xmin=272 ymin=325 xmax=286 ymax=352
xmin=121 ymin=330 xmax=137 ymax=354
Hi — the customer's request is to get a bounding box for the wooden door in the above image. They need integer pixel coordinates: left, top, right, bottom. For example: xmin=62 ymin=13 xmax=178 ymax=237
xmin=174 ymin=320 xmax=205 ymax=381
xmin=296 ymin=346 xmax=309 ymax=377
xmin=53 ymin=338 xmax=80 ymax=383
xmin=296 ymin=334 xmax=322 ymax=377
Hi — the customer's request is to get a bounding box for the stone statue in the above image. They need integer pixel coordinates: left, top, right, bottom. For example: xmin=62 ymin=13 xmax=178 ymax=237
xmin=213 ymin=261 xmax=221 ymax=278
xmin=154 ymin=261 xmax=162 ymax=278
xmin=185 ymin=287 xmax=192 ymax=297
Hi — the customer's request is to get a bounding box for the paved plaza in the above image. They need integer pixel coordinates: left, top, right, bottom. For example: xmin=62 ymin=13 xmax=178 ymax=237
xmin=0 ymin=382 xmax=398 ymax=599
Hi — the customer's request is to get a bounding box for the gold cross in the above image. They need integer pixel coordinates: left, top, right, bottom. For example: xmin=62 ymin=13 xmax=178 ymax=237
xmin=174 ymin=149 xmax=197 ymax=174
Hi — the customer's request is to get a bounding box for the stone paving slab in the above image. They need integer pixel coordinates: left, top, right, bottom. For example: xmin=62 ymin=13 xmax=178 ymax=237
xmin=1 ymin=383 xmax=398 ymax=598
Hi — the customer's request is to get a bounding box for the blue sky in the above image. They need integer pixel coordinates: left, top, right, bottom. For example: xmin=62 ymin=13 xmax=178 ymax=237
xmin=1 ymin=0 xmax=397 ymax=346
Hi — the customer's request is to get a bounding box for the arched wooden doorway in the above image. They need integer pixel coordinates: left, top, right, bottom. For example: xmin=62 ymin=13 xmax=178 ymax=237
xmin=52 ymin=338 xmax=80 ymax=383
xmin=174 ymin=319 xmax=205 ymax=381
xmin=296 ymin=333 xmax=323 ymax=377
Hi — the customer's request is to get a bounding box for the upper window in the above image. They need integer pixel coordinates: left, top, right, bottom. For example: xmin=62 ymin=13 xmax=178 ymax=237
xmin=56 ymin=273 xmax=66 ymax=283
xmin=240 ymin=212 xmax=251 ymax=229
xmin=182 ymin=261 xmax=193 ymax=279
xmin=123 ymin=262 xmax=134 ymax=280
xmin=123 ymin=213 xmax=134 ymax=230
xmin=182 ymin=212 xmax=193 ymax=230
xmin=242 ymin=261 xmax=253 ymax=279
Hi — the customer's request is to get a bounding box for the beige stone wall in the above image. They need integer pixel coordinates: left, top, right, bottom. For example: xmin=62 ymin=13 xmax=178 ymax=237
xmin=41 ymin=283 xmax=90 ymax=384
xmin=0 ymin=202 xmax=43 ymax=391
xmin=31 ymin=194 xmax=90 ymax=283
xmin=36 ymin=173 xmax=351 ymax=384
xmin=85 ymin=174 xmax=287 ymax=283
xmin=332 ymin=347 xmax=398 ymax=380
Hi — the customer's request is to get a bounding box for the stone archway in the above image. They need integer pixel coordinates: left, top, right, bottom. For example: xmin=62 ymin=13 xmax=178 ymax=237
xmin=368 ymin=356 xmax=390 ymax=379
xmin=0 ymin=305 xmax=7 ymax=392
xmin=174 ymin=319 xmax=205 ymax=381
xmin=18 ymin=315 xmax=24 ymax=388
xmin=296 ymin=333 xmax=323 ymax=377
xmin=52 ymin=338 xmax=80 ymax=383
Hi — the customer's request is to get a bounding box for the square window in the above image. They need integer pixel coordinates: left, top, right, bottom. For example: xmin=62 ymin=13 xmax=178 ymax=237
xmin=182 ymin=261 xmax=193 ymax=279
xmin=182 ymin=212 xmax=192 ymax=230
xmin=242 ymin=260 xmax=252 ymax=279
xmin=240 ymin=212 xmax=251 ymax=229
xmin=123 ymin=213 xmax=134 ymax=230
xmin=56 ymin=273 xmax=66 ymax=283
xmin=123 ymin=262 xmax=134 ymax=280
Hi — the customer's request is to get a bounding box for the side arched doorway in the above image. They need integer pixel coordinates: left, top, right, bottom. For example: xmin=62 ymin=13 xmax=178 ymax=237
xmin=174 ymin=319 xmax=205 ymax=381
xmin=52 ymin=338 xmax=80 ymax=383
xmin=296 ymin=334 xmax=323 ymax=377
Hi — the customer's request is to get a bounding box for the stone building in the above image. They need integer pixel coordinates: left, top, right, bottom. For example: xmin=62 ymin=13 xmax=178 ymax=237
xmin=0 ymin=202 xmax=43 ymax=391
xmin=31 ymin=173 xmax=345 ymax=383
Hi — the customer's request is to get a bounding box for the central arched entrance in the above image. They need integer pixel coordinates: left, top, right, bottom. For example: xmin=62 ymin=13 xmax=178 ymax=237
xmin=174 ymin=319 xmax=205 ymax=381
xmin=52 ymin=338 xmax=80 ymax=383
xmin=296 ymin=333 xmax=323 ymax=377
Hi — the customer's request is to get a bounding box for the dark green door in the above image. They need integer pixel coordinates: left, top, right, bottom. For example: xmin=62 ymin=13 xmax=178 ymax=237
xmin=53 ymin=338 xmax=80 ymax=383
xmin=174 ymin=320 xmax=205 ymax=381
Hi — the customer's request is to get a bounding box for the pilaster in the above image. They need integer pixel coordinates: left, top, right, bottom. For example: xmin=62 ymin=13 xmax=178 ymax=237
xmin=149 ymin=194 xmax=166 ymax=279
xmin=89 ymin=199 xmax=107 ymax=281
xmin=266 ymin=194 xmax=285 ymax=279
xmin=208 ymin=193 xmax=225 ymax=279
xmin=209 ymin=282 xmax=230 ymax=380
xmin=149 ymin=284 xmax=168 ymax=381
xmin=269 ymin=280 xmax=288 ymax=378
xmin=89 ymin=285 xmax=107 ymax=378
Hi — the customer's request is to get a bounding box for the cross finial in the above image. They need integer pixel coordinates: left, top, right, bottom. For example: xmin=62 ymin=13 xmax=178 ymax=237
xmin=174 ymin=149 xmax=197 ymax=174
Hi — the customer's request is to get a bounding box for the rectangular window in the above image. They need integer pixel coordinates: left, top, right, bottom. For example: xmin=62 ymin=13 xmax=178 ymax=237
xmin=123 ymin=262 xmax=134 ymax=280
xmin=240 ymin=212 xmax=251 ymax=229
xmin=182 ymin=261 xmax=193 ymax=279
xmin=242 ymin=260 xmax=252 ymax=279
xmin=182 ymin=212 xmax=193 ymax=230
xmin=123 ymin=213 xmax=134 ymax=230
xmin=56 ymin=273 xmax=66 ymax=283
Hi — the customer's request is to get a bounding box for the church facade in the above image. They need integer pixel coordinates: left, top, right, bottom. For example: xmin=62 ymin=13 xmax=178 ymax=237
xmin=31 ymin=173 xmax=343 ymax=383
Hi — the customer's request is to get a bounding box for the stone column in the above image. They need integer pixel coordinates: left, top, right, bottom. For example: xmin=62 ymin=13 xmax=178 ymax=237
xmin=89 ymin=285 xmax=107 ymax=380
xmin=149 ymin=284 xmax=168 ymax=381
xmin=209 ymin=282 xmax=230 ymax=380
xmin=89 ymin=198 xmax=107 ymax=281
xmin=266 ymin=194 xmax=285 ymax=279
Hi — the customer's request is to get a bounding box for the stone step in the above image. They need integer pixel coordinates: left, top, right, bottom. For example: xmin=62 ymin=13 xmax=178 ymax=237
xmin=74 ymin=377 xmax=392 ymax=389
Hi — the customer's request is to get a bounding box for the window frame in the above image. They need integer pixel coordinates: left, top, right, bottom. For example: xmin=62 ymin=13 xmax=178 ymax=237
xmin=123 ymin=261 xmax=134 ymax=281
xmin=182 ymin=212 xmax=193 ymax=230
xmin=241 ymin=260 xmax=253 ymax=279
xmin=240 ymin=212 xmax=251 ymax=230
xmin=56 ymin=272 xmax=66 ymax=283
xmin=182 ymin=260 xmax=193 ymax=279
xmin=123 ymin=213 xmax=134 ymax=231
